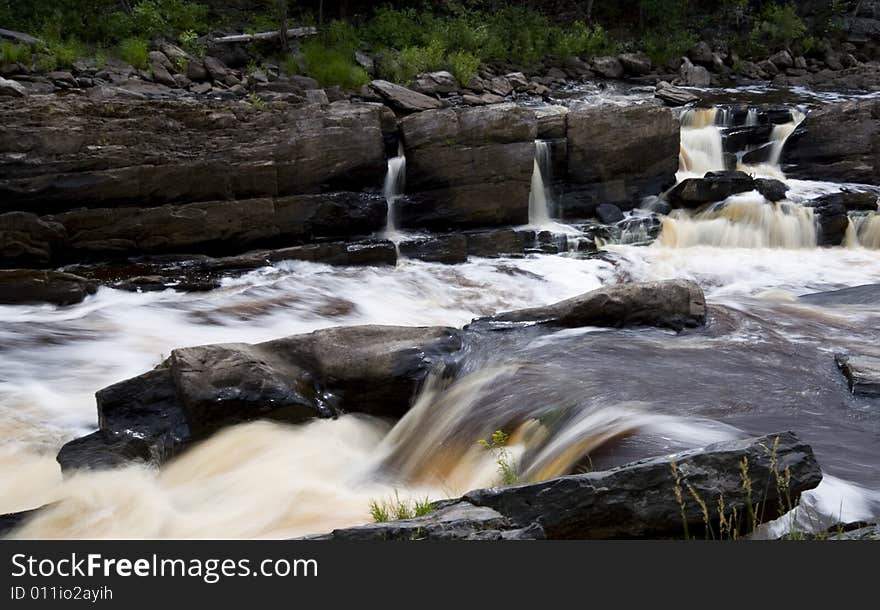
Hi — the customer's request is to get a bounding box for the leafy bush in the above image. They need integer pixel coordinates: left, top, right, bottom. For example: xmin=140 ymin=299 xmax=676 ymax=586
xmin=750 ymin=2 xmax=807 ymax=54
xmin=363 ymin=6 xmax=423 ymax=49
xmin=119 ymin=37 xmax=149 ymax=69
xmin=397 ymin=39 xmax=447 ymax=82
xmin=179 ymin=29 xmax=204 ymax=59
xmin=45 ymin=38 xmax=84 ymax=68
xmin=302 ymin=40 xmax=369 ymax=89
xmin=479 ymin=430 xmax=518 ymax=486
xmin=643 ymin=29 xmax=698 ymax=66
xmin=448 ymin=50 xmax=480 ymax=86
xmin=0 ymin=42 xmax=32 ymax=66
xmin=552 ymin=22 xmax=616 ymax=59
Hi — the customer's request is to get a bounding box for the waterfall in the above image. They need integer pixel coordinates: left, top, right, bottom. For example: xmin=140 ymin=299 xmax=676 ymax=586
xmin=528 ymin=140 xmax=553 ymax=226
xmin=659 ymin=191 xmax=817 ymax=249
xmin=853 ymin=213 xmax=880 ymax=249
xmin=382 ymin=142 xmax=406 ymax=238
xmin=746 ymin=108 xmax=759 ymax=126
xmin=738 ymin=109 xmax=805 ymax=179
xmin=678 ymin=108 xmax=725 ymax=179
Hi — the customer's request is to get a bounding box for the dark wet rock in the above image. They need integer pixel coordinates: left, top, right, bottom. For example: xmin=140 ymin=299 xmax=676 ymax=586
xmin=741 ymin=143 xmax=775 ymax=165
xmin=57 ymin=326 xmax=464 ymax=470
xmin=464 ymin=229 xmax=532 ymax=258
xmin=0 ymin=506 xmax=44 ymax=537
xmin=817 ymin=190 xmax=879 ymax=212
xmin=619 ymin=52 xmax=653 ymax=76
xmin=399 ymin=234 xmax=468 ymax=264
xmin=783 ymin=99 xmax=880 ymax=185
xmin=655 ymin=81 xmax=700 ymax=106
xmin=664 ymin=171 xmax=756 ymax=209
xmin=769 ymin=50 xmax=794 ymax=69
xmin=806 ymin=194 xmax=850 ymax=246
xmin=596 ymin=203 xmax=624 ymax=224
xmin=835 ymin=353 xmax=880 ymax=397
xmin=592 ymin=56 xmax=624 ymax=79
xmin=754 ymin=178 xmax=789 ymax=202
xmin=369 ymin=80 xmax=443 ymax=113
xmin=800 ymin=283 xmax=880 ymax=307
xmin=319 ymin=432 xmax=821 ymax=540
xmin=723 ymin=124 xmax=774 ymax=152
xmin=398 ymin=104 xmax=536 ymax=230
xmin=0 ymin=212 xmax=68 ymax=267
xmin=462 ymin=431 xmax=820 ymax=539
xmin=483 ymin=279 xmax=706 ymax=331
xmin=0 ymin=269 xmax=97 ymax=305
xmin=563 ymin=104 xmax=678 ymax=216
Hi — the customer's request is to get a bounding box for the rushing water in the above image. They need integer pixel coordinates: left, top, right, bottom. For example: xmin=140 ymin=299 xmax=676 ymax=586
xmin=382 ymin=143 xmax=407 ymax=241
xmin=3 ymin=97 xmax=880 ymax=539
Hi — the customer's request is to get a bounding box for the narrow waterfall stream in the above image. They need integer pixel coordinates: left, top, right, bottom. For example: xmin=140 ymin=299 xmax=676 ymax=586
xmin=382 ymin=143 xmax=407 ymax=241
xmin=528 ymin=140 xmax=554 ymax=226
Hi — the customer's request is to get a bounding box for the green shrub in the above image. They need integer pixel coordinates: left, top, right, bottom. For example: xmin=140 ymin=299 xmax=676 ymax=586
xmin=478 ymin=430 xmax=518 ymax=486
xmin=179 ymin=29 xmax=204 ymax=59
xmin=397 ymin=39 xmax=446 ymax=83
xmin=643 ymin=30 xmax=698 ymax=66
xmin=282 ymin=54 xmax=302 ymax=75
xmin=750 ymin=2 xmax=807 ymax=54
xmin=119 ymin=37 xmax=149 ymax=69
xmin=552 ymin=22 xmax=616 ymax=59
xmin=46 ymin=38 xmax=84 ymax=69
xmin=0 ymin=42 xmax=32 ymax=66
xmin=302 ymin=40 xmax=369 ymax=90
xmin=363 ymin=6 xmax=423 ymax=49
xmin=448 ymin=50 xmax=480 ymax=86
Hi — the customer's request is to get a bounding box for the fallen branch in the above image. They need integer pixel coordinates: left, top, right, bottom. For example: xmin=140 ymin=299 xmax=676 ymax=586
xmin=212 ymin=27 xmax=317 ymax=45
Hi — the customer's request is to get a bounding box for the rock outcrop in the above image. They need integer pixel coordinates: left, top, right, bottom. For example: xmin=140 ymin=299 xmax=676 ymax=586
xmin=562 ymin=103 xmax=679 ymax=217
xmin=835 ymin=353 xmax=880 ymax=397
xmin=318 ymin=432 xmax=823 ymax=540
xmin=0 ymin=269 xmax=97 ymax=305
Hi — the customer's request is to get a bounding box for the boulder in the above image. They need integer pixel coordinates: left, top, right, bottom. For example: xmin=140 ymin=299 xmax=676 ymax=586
xmin=486 ymin=76 xmax=513 ymax=97
xmin=655 ymin=81 xmax=700 ymax=106
xmin=149 ymin=62 xmax=178 ymax=88
xmin=0 ymin=269 xmax=97 ymax=305
xmin=203 ymin=56 xmax=233 ymax=84
xmin=534 ymin=105 xmax=568 ymax=139
xmin=57 ymin=325 xmax=464 ymax=470
xmin=592 ymin=56 xmax=624 ymax=79
xmin=806 ymin=193 xmax=851 ymax=246
xmin=596 ymin=203 xmax=624 ymax=224
xmin=461 ymin=431 xmax=821 ymax=539
xmin=0 ymin=76 xmax=26 ymax=97
xmin=399 ymin=234 xmax=468 ymax=264
xmin=688 ymin=41 xmax=715 ymax=66
xmin=679 ymin=59 xmax=711 ymax=87
xmin=505 ymin=72 xmax=530 ymax=91
xmin=355 ymin=50 xmax=374 ymax=75
xmin=320 ymin=431 xmax=822 ymax=540
xmin=462 ymin=93 xmax=504 ymax=106
xmin=665 ymin=171 xmax=757 ymax=209
xmin=482 ymin=279 xmax=706 ymax=331
xmin=563 ymin=104 xmax=679 ymax=216
xmin=368 ymin=80 xmax=443 ymax=113
xmin=412 ymin=71 xmax=459 ymax=96
xmin=754 ymin=178 xmax=789 ymax=202
xmin=464 ymin=229 xmax=532 ymax=258
xmin=619 ymin=52 xmax=653 ymax=76
xmin=783 ymin=99 xmax=880 ymax=184
xmin=0 ymin=28 xmax=42 ymax=46
xmin=770 ymin=50 xmax=795 ymax=69
xmin=812 ymin=190 xmax=879 ymax=212
xmin=398 ymin=104 xmax=537 ymax=230
xmin=835 ymin=353 xmax=880 ymax=397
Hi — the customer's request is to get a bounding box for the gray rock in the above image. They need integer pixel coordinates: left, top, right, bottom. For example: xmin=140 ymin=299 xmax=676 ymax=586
xmin=399 ymin=234 xmax=468 ymax=264
xmin=368 ymin=79 xmax=443 ymax=113
xmin=486 ymin=76 xmax=513 ymax=97
xmin=483 ymin=279 xmax=707 ymax=331
xmin=505 ymin=71 xmax=529 ymax=91
xmin=806 ymin=193 xmax=852 ymax=246
xmin=148 ymin=51 xmax=174 ymax=73
xmin=186 ymin=60 xmax=209 ymax=82
xmin=412 ymin=71 xmax=459 ymax=95
xmin=0 ymin=76 xmax=26 ymax=97
xmin=665 ymin=171 xmax=757 ymax=209
xmin=770 ymin=50 xmax=794 ymax=69
xmin=689 ymin=41 xmax=715 ymax=66
xmin=596 ymin=203 xmax=624 ymax=224
xmin=835 ymin=353 xmax=880 ymax=397
xmin=0 ymin=269 xmax=97 ymax=305
xmin=592 ymin=56 xmax=624 ymax=79
xmin=619 ymin=52 xmax=653 ymax=76
xmin=203 ymin=56 xmax=233 ymax=84
xmin=0 ymin=212 xmax=68 ymax=267
xmin=464 ymin=229 xmax=532 ymax=258
xmin=534 ymin=105 xmax=568 ymax=139
xmin=149 ymin=62 xmax=178 ymax=88
xmin=0 ymin=28 xmax=42 ymax=46
xmin=758 ymin=59 xmax=779 ymax=76
xmin=655 ymin=81 xmax=700 ymax=106
xmin=755 ymin=178 xmax=789 ymax=202
xmin=355 ymin=50 xmax=374 ymax=75
xmin=679 ymin=59 xmax=711 ymax=86
xmin=304 ymin=89 xmax=329 ymax=105
xmin=462 ymin=92 xmax=504 ymax=106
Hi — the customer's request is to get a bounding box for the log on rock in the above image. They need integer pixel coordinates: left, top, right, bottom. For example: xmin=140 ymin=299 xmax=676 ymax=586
xmin=57 ymin=326 xmax=464 ymax=471
xmin=481 ymin=279 xmax=707 ymax=331
xmin=318 ymin=431 xmax=822 ymax=540
xmin=0 ymin=269 xmax=96 ymax=305
xmin=212 ymin=27 xmax=317 ymax=44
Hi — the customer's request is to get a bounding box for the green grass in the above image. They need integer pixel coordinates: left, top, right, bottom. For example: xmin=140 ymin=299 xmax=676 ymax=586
xmin=0 ymin=42 xmax=32 ymax=65
xmin=448 ymin=51 xmax=480 ymax=87
xmin=302 ymin=40 xmax=369 ymax=90
xmin=118 ymin=37 xmax=149 ymax=70
xmin=369 ymin=491 xmax=433 ymax=523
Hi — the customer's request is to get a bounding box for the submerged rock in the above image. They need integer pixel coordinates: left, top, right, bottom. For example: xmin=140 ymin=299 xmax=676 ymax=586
xmin=0 ymin=269 xmax=96 ymax=305
xmin=835 ymin=353 xmax=880 ymax=397
xmin=483 ymin=279 xmax=707 ymax=331
xmin=318 ymin=432 xmax=822 ymax=540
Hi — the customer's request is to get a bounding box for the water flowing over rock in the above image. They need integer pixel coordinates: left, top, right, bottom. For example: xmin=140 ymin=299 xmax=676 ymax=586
xmin=318 ymin=432 xmax=822 ymax=540
xmin=482 ymin=279 xmax=706 ymax=331
xmin=665 ymin=171 xmax=758 ymax=209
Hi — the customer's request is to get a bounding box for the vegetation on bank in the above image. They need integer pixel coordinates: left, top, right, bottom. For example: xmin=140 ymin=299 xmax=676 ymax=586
xmin=0 ymin=1 xmax=861 ymax=89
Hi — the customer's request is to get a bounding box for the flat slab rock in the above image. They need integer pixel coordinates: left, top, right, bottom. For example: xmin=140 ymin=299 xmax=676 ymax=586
xmin=835 ymin=353 xmax=880 ymax=397
xmin=316 ymin=431 xmax=822 ymax=540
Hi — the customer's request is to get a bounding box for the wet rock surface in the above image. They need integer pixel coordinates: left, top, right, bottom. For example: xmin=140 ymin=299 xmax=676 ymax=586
xmin=0 ymin=269 xmax=97 ymax=305
xmin=835 ymin=353 xmax=880 ymax=397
